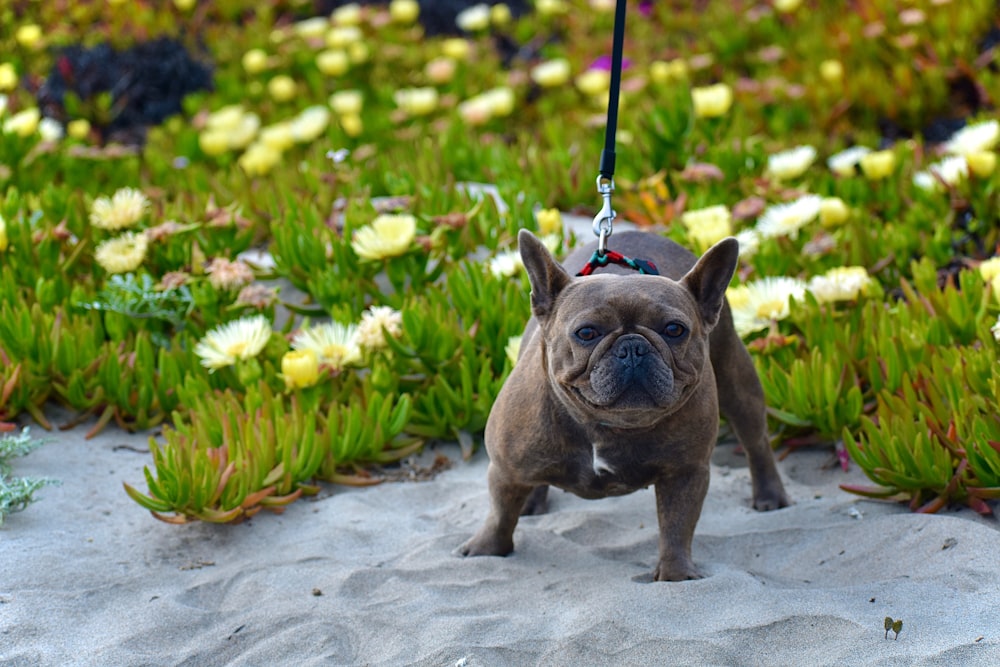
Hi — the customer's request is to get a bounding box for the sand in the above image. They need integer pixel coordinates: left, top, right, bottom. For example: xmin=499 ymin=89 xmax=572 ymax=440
xmin=3 ymin=410 xmax=1000 ymax=667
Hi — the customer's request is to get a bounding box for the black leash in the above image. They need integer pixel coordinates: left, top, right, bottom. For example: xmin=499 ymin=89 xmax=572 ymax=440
xmin=581 ymin=0 xmax=658 ymax=277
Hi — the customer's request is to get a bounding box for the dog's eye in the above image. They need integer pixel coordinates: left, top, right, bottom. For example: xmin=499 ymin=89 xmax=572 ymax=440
xmin=575 ymin=327 xmax=600 ymax=342
xmin=663 ymin=322 xmax=687 ymax=339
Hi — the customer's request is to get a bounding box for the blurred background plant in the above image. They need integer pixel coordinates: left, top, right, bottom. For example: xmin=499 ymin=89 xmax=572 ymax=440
xmin=2 ymin=0 xmax=1000 ymax=522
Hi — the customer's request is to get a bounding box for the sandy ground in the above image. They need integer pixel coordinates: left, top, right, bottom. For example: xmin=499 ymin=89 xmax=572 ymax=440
xmin=2 ymin=409 xmax=1000 ymax=667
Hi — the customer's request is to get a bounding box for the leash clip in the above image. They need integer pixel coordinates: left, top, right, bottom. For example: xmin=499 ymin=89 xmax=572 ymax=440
xmin=592 ymin=175 xmax=615 ymax=256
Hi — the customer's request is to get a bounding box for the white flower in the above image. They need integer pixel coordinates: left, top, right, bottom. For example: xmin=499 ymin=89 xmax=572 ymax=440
xmin=292 ymin=321 xmax=361 ymax=369
xmin=755 ymin=195 xmax=822 ymax=240
xmin=195 ymin=315 xmax=273 ymax=370
xmin=356 ymin=306 xmax=404 ymax=350
xmin=807 ymin=266 xmax=872 ymax=303
xmin=915 ymin=156 xmax=969 ymax=190
xmin=456 ymin=4 xmax=491 ymax=31
xmin=38 ymin=117 xmax=63 ymax=142
xmin=944 ymin=120 xmax=1000 ymax=156
xmin=992 ymin=314 xmax=1000 ymax=343
xmin=734 ymin=228 xmax=761 ymax=258
xmin=290 ymin=106 xmax=330 ymax=143
xmin=393 ymin=87 xmax=439 ymax=116
xmin=489 ymin=249 xmax=524 ymax=278
xmin=94 ymin=232 xmax=149 ymax=274
xmin=827 ymin=146 xmax=871 ymax=177
xmin=530 ymin=59 xmax=571 ymax=88
xmin=727 ymin=277 xmax=808 ymax=337
xmin=90 ymin=188 xmax=150 ymax=231
xmin=765 ymin=145 xmax=816 ymax=180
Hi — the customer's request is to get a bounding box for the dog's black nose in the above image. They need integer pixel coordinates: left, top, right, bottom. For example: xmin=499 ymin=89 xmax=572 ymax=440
xmin=614 ymin=334 xmax=651 ymax=367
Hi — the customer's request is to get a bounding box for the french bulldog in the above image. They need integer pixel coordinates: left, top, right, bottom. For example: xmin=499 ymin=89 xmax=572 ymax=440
xmin=459 ymin=229 xmax=790 ymax=581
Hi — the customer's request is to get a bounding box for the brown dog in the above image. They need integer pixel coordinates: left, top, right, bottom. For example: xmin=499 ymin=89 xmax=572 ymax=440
xmin=459 ymin=230 xmax=790 ymax=581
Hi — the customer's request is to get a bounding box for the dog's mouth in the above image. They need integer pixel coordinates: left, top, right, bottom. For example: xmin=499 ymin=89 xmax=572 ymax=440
xmin=568 ymin=384 xmax=679 ymax=427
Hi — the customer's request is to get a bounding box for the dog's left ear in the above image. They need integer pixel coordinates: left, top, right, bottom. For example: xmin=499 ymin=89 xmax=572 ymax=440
xmin=519 ymin=229 xmax=571 ymax=321
xmin=680 ymin=237 xmax=739 ymax=331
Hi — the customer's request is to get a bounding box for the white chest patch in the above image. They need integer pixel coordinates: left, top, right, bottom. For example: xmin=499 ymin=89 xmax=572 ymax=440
xmin=592 ymin=443 xmax=615 ymax=476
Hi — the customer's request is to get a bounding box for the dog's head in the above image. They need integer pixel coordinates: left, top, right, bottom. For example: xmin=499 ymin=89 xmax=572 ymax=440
xmin=518 ymin=229 xmax=738 ymax=429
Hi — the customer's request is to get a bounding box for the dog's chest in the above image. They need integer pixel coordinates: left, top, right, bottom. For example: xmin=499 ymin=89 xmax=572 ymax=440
xmin=546 ymin=442 xmax=656 ymax=498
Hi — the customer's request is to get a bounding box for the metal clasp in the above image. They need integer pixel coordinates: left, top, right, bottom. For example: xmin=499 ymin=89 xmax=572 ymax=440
xmin=592 ymin=175 xmax=615 ymax=256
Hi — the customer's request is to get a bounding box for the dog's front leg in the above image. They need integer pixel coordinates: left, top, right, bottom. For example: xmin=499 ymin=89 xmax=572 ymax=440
xmin=459 ymin=462 xmax=534 ymax=557
xmin=652 ymin=464 xmax=710 ymax=581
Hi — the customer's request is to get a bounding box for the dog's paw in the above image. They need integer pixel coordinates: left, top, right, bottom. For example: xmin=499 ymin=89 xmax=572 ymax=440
xmin=752 ymin=483 xmax=792 ymax=511
xmin=652 ymin=559 xmax=702 ymax=582
xmin=456 ymin=533 xmax=514 ymax=558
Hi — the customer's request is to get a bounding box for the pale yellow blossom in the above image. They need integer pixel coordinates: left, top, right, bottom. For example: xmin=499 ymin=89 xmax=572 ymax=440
xmin=281 ymin=349 xmax=321 ymax=389
xmin=292 ymin=321 xmax=361 ymax=369
xmin=356 ymin=306 xmax=404 ymax=350
xmin=691 ymin=83 xmax=733 ymax=118
xmin=195 ymin=315 xmax=272 ymax=370
xmin=90 ymin=188 xmax=150 ymax=231
xmin=94 ymin=232 xmax=149 ymax=274
xmin=352 ymin=214 xmax=417 ymax=260
xmin=807 ymin=267 xmax=872 ymax=303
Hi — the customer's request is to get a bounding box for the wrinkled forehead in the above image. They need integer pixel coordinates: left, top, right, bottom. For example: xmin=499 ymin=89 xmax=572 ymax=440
xmin=556 ymin=274 xmax=695 ymax=320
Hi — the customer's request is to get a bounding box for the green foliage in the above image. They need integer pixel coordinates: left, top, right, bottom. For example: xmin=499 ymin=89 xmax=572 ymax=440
xmin=0 ymin=428 xmax=57 ymax=526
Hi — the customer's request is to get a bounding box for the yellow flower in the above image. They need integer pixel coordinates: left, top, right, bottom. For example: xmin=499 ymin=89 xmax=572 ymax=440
xmin=575 ymin=69 xmax=610 ymax=96
xmin=0 ymin=63 xmax=17 ymax=91
xmin=326 ymin=26 xmax=364 ymax=49
xmin=3 ymin=107 xmax=40 ymax=136
xmin=356 ymin=306 xmax=404 ymax=350
xmin=755 ymin=195 xmax=821 ymax=239
xmin=819 ymin=197 xmax=850 ymax=227
xmin=531 ymin=59 xmax=572 ymax=88
xmin=238 ymin=142 xmax=283 ymax=176
xmin=765 ymin=145 xmax=816 ymax=180
xmin=681 ymin=204 xmax=733 ymax=251
xmin=859 ymin=149 xmax=896 ymax=180
xmin=394 ymin=87 xmax=439 ymax=116
xmin=290 ymin=106 xmax=330 ymax=143
xmin=774 ymin=0 xmax=802 ymax=12
xmin=966 ymin=151 xmax=997 ymax=178
xmin=505 ymin=335 xmax=522 ymax=366
xmin=456 ymin=4 xmax=491 ymax=31
xmin=535 ymin=208 xmax=562 ymax=236
xmin=292 ymin=321 xmax=361 ymax=369
xmin=242 ymin=49 xmax=270 ymax=74
xmin=978 ymin=257 xmax=1000 ymax=282
xmin=295 ymin=17 xmax=330 ymax=40
xmin=491 ymin=3 xmax=512 ymax=25
xmin=173 ymin=0 xmax=196 ymax=11
xmin=281 ymin=349 xmax=321 ymax=389
xmin=649 ymin=59 xmax=688 ymax=85
xmin=691 ymin=83 xmax=733 ymax=118
xmin=195 ymin=315 xmax=272 ymax=371
xmin=819 ymin=59 xmax=844 ymax=84
xmin=808 ymin=267 xmax=872 ymax=303
xmin=90 ymin=188 xmax=150 ymax=231
xmin=94 ymin=232 xmax=149 ymax=274
xmin=67 ymin=118 xmax=91 ymax=139
xmin=330 ymin=90 xmax=363 ymax=116
xmin=332 ymin=3 xmax=363 ymax=26
xmin=348 ymin=42 xmax=370 ymax=65
xmin=340 ymin=113 xmax=363 ymax=137
xmin=389 ymin=0 xmax=420 ymax=24
xmin=15 ymin=24 xmax=43 ymax=50
xmin=202 ymin=106 xmax=260 ymax=152
xmin=268 ymin=75 xmax=297 ymax=102
xmin=442 ymin=38 xmax=471 ymax=60
xmin=259 ymin=122 xmax=295 ymax=151
xmin=536 ymin=0 xmax=568 ymax=15
xmin=352 ymin=214 xmax=417 ymax=260
xmin=0 ymin=214 xmax=8 ymax=252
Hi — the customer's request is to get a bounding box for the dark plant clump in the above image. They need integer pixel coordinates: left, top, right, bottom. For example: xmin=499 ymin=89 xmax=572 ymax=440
xmin=37 ymin=37 xmax=213 ymax=144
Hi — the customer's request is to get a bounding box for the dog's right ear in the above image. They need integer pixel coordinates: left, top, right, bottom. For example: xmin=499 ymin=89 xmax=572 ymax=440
xmin=519 ymin=229 xmax=571 ymax=320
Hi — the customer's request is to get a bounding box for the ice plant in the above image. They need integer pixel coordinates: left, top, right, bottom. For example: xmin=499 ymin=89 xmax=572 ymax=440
xmin=531 ymin=59 xmax=572 ymax=88
xmin=535 ymin=208 xmax=562 ymax=236
xmin=356 ymin=306 xmax=404 ymax=351
xmin=90 ymin=188 xmax=150 ymax=231
xmin=456 ymin=4 xmax=491 ymax=32
xmin=389 ymin=0 xmax=420 ymax=24
xmin=914 ymin=156 xmax=968 ymax=190
xmin=317 ymin=50 xmax=350 ymax=76
xmin=194 ymin=315 xmax=272 ymax=370
xmin=649 ymin=59 xmax=688 ymax=84
xmin=765 ymin=145 xmax=816 ymax=180
xmin=329 ymin=90 xmax=363 ymax=116
xmin=966 ymin=152 xmax=997 ymax=178
xmin=680 ymin=204 xmax=732 ymax=251
xmin=728 ymin=277 xmax=808 ymax=337
xmin=351 ymin=214 xmax=417 ymax=261
xmin=292 ymin=321 xmax=361 ymax=369
xmin=755 ymin=195 xmax=822 ymax=240
xmin=281 ymin=349 xmax=321 ymax=389
xmin=238 ymin=142 xmax=282 ymax=176
xmin=734 ymin=228 xmax=761 ymax=258
xmin=267 ymin=75 xmax=297 ymax=102
xmin=943 ymin=120 xmax=999 ymax=156
xmin=827 ymin=146 xmax=871 ymax=177
xmin=242 ymin=49 xmax=269 ymax=74
xmin=807 ymin=267 xmax=872 ymax=303
xmin=94 ymin=232 xmax=149 ymax=274
xmin=489 ymin=250 xmax=523 ymax=278
xmin=393 ymin=87 xmax=439 ymax=117
xmin=206 ymin=258 xmax=255 ymax=291
xmin=690 ymin=83 xmax=732 ymax=118
xmin=859 ymin=149 xmax=896 ymax=180
xmin=3 ymin=107 xmax=40 ymax=136
xmin=818 ymin=197 xmax=850 ymax=227
xmin=0 ymin=63 xmax=16 ymax=91
xmin=290 ymin=106 xmax=330 ymax=143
